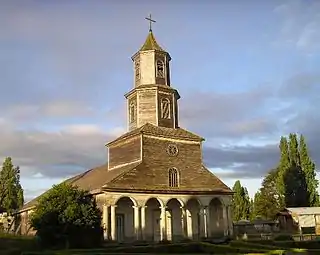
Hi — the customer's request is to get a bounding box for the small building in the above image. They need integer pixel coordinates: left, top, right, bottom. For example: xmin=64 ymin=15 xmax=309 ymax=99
xmin=233 ymin=218 xmax=279 ymax=239
xmin=277 ymin=207 xmax=320 ymax=235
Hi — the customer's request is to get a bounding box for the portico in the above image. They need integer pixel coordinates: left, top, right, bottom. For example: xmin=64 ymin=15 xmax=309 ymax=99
xmin=101 ymin=193 xmax=233 ymax=242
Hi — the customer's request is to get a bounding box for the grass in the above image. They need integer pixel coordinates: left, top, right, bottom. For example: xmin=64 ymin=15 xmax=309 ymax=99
xmin=0 ymin=233 xmax=318 ymax=255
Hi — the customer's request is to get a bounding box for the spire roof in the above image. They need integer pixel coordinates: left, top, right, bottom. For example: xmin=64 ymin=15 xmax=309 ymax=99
xmin=139 ymin=30 xmax=165 ymax=52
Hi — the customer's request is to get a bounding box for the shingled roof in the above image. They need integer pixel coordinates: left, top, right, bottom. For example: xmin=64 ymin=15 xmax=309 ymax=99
xmin=107 ymin=123 xmax=204 ymax=146
xmin=20 ymin=162 xmax=141 ymax=212
xmin=103 ymin=163 xmax=232 ymax=194
xmin=139 ymin=31 xmax=165 ymax=52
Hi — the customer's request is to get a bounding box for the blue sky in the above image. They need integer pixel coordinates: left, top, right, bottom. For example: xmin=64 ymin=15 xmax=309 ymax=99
xmin=0 ymin=0 xmax=320 ymax=201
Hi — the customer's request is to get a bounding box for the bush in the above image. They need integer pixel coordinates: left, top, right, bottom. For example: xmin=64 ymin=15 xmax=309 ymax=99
xmin=99 ymin=242 xmax=270 ymax=254
xmin=30 ymin=183 xmax=102 ymax=249
xmin=274 ymin=234 xmax=294 ymax=241
xmin=0 ymin=234 xmax=39 ymax=251
xmin=230 ymin=240 xmax=282 ymax=250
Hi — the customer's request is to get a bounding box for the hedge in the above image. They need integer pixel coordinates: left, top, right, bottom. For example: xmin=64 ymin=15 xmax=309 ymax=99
xmin=0 ymin=234 xmax=39 ymax=251
xmin=21 ymin=242 xmax=271 ymax=254
xmin=230 ymin=240 xmax=284 ymax=251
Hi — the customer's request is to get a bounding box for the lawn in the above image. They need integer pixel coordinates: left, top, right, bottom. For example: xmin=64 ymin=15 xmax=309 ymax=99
xmin=1 ymin=234 xmax=319 ymax=255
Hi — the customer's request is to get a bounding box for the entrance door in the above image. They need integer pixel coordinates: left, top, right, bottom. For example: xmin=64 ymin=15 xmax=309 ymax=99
xmin=152 ymin=210 xmax=161 ymax=242
xmin=116 ymin=214 xmax=125 ymax=242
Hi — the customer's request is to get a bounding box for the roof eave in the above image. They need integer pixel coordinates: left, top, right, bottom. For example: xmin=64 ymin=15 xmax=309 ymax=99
xmin=101 ymin=187 xmax=233 ymax=195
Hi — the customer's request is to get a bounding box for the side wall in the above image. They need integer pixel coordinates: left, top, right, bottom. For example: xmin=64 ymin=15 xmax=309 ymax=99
xmin=108 ymin=135 xmax=141 ymax=170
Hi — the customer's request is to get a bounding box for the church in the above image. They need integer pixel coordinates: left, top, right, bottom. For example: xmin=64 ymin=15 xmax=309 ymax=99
xmin=18 ymin=19 xmax=233 ymax=242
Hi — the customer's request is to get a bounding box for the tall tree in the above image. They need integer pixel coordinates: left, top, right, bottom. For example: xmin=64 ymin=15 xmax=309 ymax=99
xmin=283 ymin=164 xmax=309 ymax=207
xmin=288 ymin=133 xmax=300 ymax=166
xmin=283 ymin=133 xmax=309 ymax=207
xmin=253 ymin=170 xmax=280 ymax=220
xmin=231 ymin=180 xmax=251 ymax=221
xmin=299 ymin=134 xmax=319 ymax=206
xmin=0 ymin=157 xmax=24 ymax=213
xmin=276 ymin=136 xmax=291 ymax=208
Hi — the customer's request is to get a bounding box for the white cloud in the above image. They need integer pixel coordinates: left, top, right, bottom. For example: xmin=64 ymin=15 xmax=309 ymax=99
xmin=0 ymin=122 xmax=116 ymax=178
xmin=273 ymin=0 xmax=320 ymax=54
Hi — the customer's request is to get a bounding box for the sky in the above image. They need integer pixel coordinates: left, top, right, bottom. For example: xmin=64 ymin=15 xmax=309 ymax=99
xmin=0 ymin=0 xmax=320 ymax=202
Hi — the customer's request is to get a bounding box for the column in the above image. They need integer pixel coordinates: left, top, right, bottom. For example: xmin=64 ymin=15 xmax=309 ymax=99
xmin=223 ymin=205 xmax=229 ymax=236
xmin=160 ymin=206 xmax=167 ymax=241
xmin=110 ymin=205 xmax=117 ymax=241
xmin=180 ymin=206 xmax=187 ymax=238
xmin=102 ymin=205 xmax=109 ymax=240
xmin=206 ymin=206 xmax=211 ymax=238
xmin=133 ymin=206 xmax=140 ymax=240
xmin=200 ymin=206 xmax=210 ymax=238
xmin=141 ymin=206 xmax=146 ymax=240
xmin=199 ymin=207 xmax=205 ymax=238
xmin=203 ymin=206 xmax=208 ymax=238
xmin=228 ymin=206 xmax=233 ymax=236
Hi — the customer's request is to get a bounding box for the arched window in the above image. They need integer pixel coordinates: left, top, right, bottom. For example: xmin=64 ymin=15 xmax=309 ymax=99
xmin=135 ymin=59 xmax=140 ymax=81
xmin=160 ymin=98 xmax=171 ymax=119
xmin=168 ymin=168 xmax=179 ymax=187
xmin=156 ymin=60 xmax=165 ymax=78
xmin=129 ymin=102 xmax=136 ymax=123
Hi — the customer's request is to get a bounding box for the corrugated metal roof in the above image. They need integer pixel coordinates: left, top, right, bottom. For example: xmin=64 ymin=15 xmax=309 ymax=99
xmin=286 ymin=207 xmax=320 ymax=215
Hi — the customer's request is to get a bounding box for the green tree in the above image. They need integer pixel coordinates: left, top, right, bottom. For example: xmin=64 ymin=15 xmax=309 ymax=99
xmin=253 ymin=170 xmax=280 ymax=220
xmin=30 ymin=183 xmax=102 ymax=248
xmin=284 ymin=164 xmax=309 ymax=207
xmin=249 ymin=198 xmax=255 ymax=220
xmin=299 ymin=134 xmax=319 ymax=206
xmin=0 ymin=157 xmax=24 ymax=213
xmin=276 ymin=136 xmax=291 ymax=208
xmin=231 ymin=180 xmax=251 ymax=221
xmin=283 ymin=133 xmax=309 ymax=207
xmin=288 ymin=133 xmax=300 ymax=167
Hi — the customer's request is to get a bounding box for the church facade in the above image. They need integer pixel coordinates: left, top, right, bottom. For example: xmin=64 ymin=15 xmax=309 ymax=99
xmin=18 ymin=26 xmax=233 ymax=242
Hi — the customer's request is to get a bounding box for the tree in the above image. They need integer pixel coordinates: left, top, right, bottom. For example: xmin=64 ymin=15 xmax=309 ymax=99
xmin=249 ymin=197 xmax=256 ymax=220
xmin=283 ymin=164 xmax=309 ymax=207
xmin=30 ymin=183 xmax=102 ymax=248
xmin=276 ymin=136 xmax=291 ymax=208
xmin=288 ymin=133 xmax=300 ymax=167
xmin=0 ymin=157 xmax=24 ymax=213
xmin=274 ymin=133 xmax=317 ymax=208
xmin=253 ymin=170 xmax=280 ymax=220
xmin=299 ymin=134 xmax=319 ymax=206
xmin=231 ymin=180 xmax=251 ymax=221
xmin=282 ymin=133 xmax=309 ymax=207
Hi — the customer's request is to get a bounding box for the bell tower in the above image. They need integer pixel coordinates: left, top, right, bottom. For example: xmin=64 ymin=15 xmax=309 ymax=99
xmin=125 ymin=15 xmax=180 ymax=131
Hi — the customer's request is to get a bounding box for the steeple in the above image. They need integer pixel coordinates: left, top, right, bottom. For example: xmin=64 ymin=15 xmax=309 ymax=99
xmin=125 ymin=15 xmax=179 ymax=131
xmin=139 ymin=30 xmax=165 ymax=52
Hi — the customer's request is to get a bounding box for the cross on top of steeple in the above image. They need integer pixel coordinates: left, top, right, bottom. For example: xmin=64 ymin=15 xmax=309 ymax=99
xmin=145 ymin=14 xmax=156 ymax=32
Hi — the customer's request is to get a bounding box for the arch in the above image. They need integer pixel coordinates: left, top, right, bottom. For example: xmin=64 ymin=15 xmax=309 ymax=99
xmin=185 ymin=197 xmax=201 ymax=240
xmin=209 ymin=197 xmax=225 ymax=206
xmin=168 ymin=167 xmax=179 ymax=187
xmin=143 ymin=197 xmax=164 ymax=207
xmin=135 ymin=59 xmax=140 ymax=81
xmin=166 ymin=198 xmax=184 ymax=241
xmin=144 ymin=197 xmax=164 ymax=241
xmin=156 ymin=60 xmax=165 ymax=78
xmin=185 ymin=197 xmax=202 ymax=207
xmin=166 ymin=197 xmax=184 ymax=208
xmin=129 ymin=102 xmax=136 ymax=123
xmin=209 ymin=197 xmax=225 ymax=237
xmin=160 ymin=98 xmax=171 ymax=119
xmin=114 ymin=196 xmax=138 ymax=207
